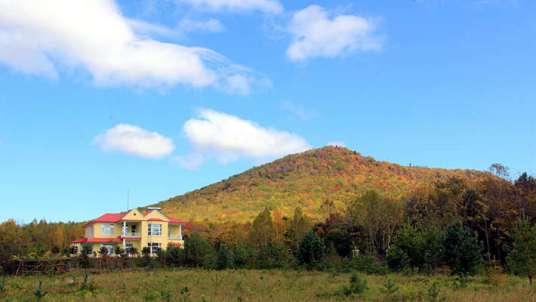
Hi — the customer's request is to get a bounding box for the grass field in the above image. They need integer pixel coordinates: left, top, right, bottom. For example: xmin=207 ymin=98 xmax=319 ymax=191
xmin=1 ymin=269 xmax=535 ymax=302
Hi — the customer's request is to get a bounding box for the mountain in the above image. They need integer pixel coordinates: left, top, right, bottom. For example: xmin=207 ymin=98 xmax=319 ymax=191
xmin=155 ymin=146 xmax=492 ymax=223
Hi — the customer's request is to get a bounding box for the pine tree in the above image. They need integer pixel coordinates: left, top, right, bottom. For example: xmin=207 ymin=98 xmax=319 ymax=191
xmin=507 ymin=217 xmax=536 ymax=284
xmin=443 ymin=223 xmax=483 ymax=275
xmin=297 ymin=230 xmax=326 ymax=267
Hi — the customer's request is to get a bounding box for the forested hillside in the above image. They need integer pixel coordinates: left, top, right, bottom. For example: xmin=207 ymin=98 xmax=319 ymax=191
xmin=156 ymin=146 xmax=492 ymax=222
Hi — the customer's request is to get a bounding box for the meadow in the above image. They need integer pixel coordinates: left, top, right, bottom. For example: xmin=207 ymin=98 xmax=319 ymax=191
xmin=1 ymin=269 xmax=535 ymax=302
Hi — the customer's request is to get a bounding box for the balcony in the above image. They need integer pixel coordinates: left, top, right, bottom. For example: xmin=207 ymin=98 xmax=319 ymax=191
xmin=168 ymin=235 xmax=183 ymax=241
xmin=122 ymin=231 xmax=141 ymax=238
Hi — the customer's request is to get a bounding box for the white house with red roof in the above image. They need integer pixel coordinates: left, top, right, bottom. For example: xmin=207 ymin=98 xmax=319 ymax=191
xmin=72 ymin=207 xmax=188 ymax=256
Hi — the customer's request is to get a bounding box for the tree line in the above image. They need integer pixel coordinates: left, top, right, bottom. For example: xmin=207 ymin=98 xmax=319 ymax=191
xmin=2 ymin=171 xmax=536 ymax=282
xmin=162 ymin=172 xmax=536 ymax=283
xmin=0 ymin=220 xmax=83 ymax=263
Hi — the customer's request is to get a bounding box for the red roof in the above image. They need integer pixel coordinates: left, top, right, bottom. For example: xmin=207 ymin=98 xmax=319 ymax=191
xmin=84 ymin=210 xmax=189 ymax=228
xmin=72 ymin=237 xmax=122 ymax=244
xmin=92 ymin=212 xmax=127 ymax=223
xmin=169 ymin=217 xmax=191 ymax=228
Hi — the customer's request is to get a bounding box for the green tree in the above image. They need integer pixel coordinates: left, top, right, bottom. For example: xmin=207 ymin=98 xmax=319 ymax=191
xmin=78 ymin=244 xmax=92 ymax=269
xmin=507 ymin=218 xmax=536 ymax=284
xmin=286 ymin=207 xmax=311 ymax=250
xmin=184 ymin=233 xmax=216 ymax=268
xmin=232 ymin=243 xmax=255 ymax=268
xmin=249 ymin=208 xmax=275 ymax=248
xmin=346 ymin=191 xmax=403 ymax=255
xmin=443 ymin=223 xmax=483 ymax=275
xmin=256 ymin=243 xmax=288 ymax=269
xmin=166 ymin=246 xmax=184 ymax=267
xmin=297 ymin=230 xmax=326 ymax=267
xmin=216 ymin=244 xmax=234 ymax=270
xmin=99 ymin=246 xmax=109 ymax=257
xmin=387 ymin=224 xmax=444 ymax=273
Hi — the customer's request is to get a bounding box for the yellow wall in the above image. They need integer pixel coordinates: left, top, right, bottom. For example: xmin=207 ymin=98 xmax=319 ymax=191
xmin=75 ymin=208 xmax=185 ymax=254
xmin=141 ymin=220 xmax=169 ymax=249
xmin=122 ymin=209 xmax=144 ymax=221
xmin=90 ymin=222 xmax=122 ymax=238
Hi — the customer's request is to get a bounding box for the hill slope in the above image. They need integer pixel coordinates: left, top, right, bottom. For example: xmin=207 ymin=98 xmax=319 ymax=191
xmin=155 ymin=146 xmax=491 ymax=222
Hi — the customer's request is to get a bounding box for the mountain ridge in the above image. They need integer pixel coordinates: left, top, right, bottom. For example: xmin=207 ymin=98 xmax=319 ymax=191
xmin=154 ymin=146 xmax=493 ymax=222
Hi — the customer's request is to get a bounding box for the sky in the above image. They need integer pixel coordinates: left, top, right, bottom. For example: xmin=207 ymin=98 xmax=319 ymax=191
xmin=1 ymin=0 xmax=535 ymax=223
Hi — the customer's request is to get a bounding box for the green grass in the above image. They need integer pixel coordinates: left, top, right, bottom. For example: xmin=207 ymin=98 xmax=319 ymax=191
xmin=1 ymin=269 xmax=536 ymax=301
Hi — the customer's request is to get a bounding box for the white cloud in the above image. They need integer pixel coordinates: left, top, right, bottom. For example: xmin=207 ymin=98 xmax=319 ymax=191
xmin=182 ymin=109 xmax=310 ymax=166
xmin=177 ymin=0 xmax=283 ymax=14
xmin=287 ymin=5 xmax=382 ymax=62
xmin=0 ymin=0 xmax=255 ymax=92
xmin=94 ymin=124 xmax=174 ymax=159
xmin=179 ymin=18 xmax=225 ymax=33
xmin=126 ymin=18 xmax=179 ymax=39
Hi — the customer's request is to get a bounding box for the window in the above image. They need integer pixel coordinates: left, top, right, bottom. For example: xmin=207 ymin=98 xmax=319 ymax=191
xmin=148 ymin=242 xmax=161 ymax=254
xmin=101 ymin=224 xmax=115 ymax=235
xmin=148 ymin=223 xmax=161 ymax=236
xmin=101 ymin=244 xmax=114 ymax=255
xmin=125 ymin=242 xmax=134 ymax=255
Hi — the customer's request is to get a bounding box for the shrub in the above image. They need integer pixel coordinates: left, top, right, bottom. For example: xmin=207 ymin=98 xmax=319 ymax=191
xmin=350 ymin=255 xmax=388 ymax=275
xmin=79 ymin=244 xmax=92 ymax=268
xmin=0 ymin=275 xmax=5 ymax=294
xmin=216 ymin=244 xmax=234 ymax=270
xmin=386 ymin=245 xmax=411 ymax=272
xmin=166 ymin=246 xmax=184 ymax=267
xmin=256 ymin=243 xmax=288 ymax=269
xmin=140 ymin=247 xmax=153 ymax=268
xmin=34 ymin=281 xmax=47 ymax=301
xmin=232 ymin=243 xmax=255 ymax=269
xmin=157 ymin=250 xmax=167 ymax=267
xmin=297 ymin=230 xmax=326 ymax=268
xmin=381 ymin=279 xmax=401 ymax=302
xmin=427 ymin=282 xmax=446 ymax=302
xmin=99 ymin=246 xmax=109 ymax=257
xmin=485 ymin=263 xmax=507 ymax=286
xmin=79 ymin=270 xmax=96 ymax=292
xmin=340 ymin=272 xmax=367 ymax=297
xmin=184 ymin=233 xmax=216 ymax=268
xmin=114 ymin=246 xmax=124 ymax=256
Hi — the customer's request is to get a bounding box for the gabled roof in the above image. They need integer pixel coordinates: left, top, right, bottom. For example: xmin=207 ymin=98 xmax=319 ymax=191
xmin=85 ymin=209 xmax=188 ymax=226
xmin=91 ymin=212 xmax=127 ymax=223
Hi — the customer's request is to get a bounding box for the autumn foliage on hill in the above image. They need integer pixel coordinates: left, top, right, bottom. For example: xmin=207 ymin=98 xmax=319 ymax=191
xmin=156 ymin=146 xmax=492 ymax=223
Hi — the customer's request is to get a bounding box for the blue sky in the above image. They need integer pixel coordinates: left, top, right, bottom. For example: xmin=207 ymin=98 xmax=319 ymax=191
xmin=1 ymin=0 xmax=535 ymax=222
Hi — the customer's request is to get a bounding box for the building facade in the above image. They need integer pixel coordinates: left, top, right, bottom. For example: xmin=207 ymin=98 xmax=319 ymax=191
xmin=72 ymin=207 xmax=187 ymax=256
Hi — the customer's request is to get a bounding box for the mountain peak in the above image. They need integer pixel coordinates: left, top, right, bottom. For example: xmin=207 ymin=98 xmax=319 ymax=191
xmin=156 ymin=147 xmax=490 ymax=223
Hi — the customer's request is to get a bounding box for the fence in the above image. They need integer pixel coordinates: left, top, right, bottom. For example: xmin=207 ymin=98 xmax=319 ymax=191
xmin=1 ymin=257 xmax=141 ymax=275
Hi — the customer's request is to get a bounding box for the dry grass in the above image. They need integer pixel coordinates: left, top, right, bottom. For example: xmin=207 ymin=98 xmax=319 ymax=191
xmin=1 ymin=269 xmax=535 ymax=301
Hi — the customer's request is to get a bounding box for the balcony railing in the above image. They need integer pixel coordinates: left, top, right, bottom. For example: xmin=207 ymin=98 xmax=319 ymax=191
xmin=168 ymin=235 xmax=183 ymax=241
xmin=122 ymin=232 xmax=141 ymax=237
